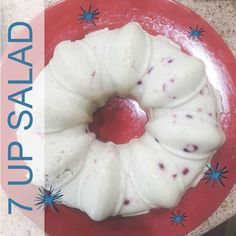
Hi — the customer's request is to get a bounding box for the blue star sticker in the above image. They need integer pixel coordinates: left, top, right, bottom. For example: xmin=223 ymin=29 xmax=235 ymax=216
xmin=170 ymin=211 xmax=187 ymax=227
xmin=203 ymin=162 xmax=229 ymax=187
xmin=188 ymin=25 xmax=205 ymax=41
xmin=35 ymin=186 xmax=63 ymax=212
xmin=78 ymin=4 xmax=100 ymax=26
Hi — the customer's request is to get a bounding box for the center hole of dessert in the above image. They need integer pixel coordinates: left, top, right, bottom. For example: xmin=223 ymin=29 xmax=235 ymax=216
xmin=89 ymin=97 xmax=148 ymax=144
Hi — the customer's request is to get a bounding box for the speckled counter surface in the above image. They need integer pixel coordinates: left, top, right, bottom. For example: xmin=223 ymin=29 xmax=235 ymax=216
xmin=1 ymin=0 xmax=236 ymax=235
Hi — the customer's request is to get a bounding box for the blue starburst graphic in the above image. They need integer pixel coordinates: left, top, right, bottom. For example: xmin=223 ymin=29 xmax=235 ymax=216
xmin=78 ymin=4 xmax=100 ymax=26
xmin=203 ymin=162 xmax=229 ymax=187
xmin=188 ymin=25 xmax=205 ymax=41
xmin=35 ymin=186 xmax=63 ymax=212
xmin=170 ymin=210 xmax=187 ymax=227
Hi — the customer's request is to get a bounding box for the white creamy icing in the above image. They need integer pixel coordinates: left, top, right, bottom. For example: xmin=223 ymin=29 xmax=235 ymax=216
xmin=16 ymin=22 xmax=225 ymax=221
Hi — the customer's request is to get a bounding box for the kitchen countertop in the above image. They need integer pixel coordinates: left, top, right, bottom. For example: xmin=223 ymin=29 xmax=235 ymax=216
xmin=1 ymin=0 xmax=236 ymax=235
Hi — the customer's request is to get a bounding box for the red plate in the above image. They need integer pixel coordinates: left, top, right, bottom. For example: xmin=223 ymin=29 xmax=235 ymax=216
xmin=3 ymin=0 xmax=236 ymax=235
xmin=44 ymin=0 xmax=236 ymax=236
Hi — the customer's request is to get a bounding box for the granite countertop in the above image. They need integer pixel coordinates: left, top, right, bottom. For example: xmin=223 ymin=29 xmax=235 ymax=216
xmin=1 ymin=0 xmax=236 ymax=235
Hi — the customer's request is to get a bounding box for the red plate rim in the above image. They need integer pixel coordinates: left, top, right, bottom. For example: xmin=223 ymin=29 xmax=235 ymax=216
xmin=44 ymin=1 xmax=236 ymax=235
